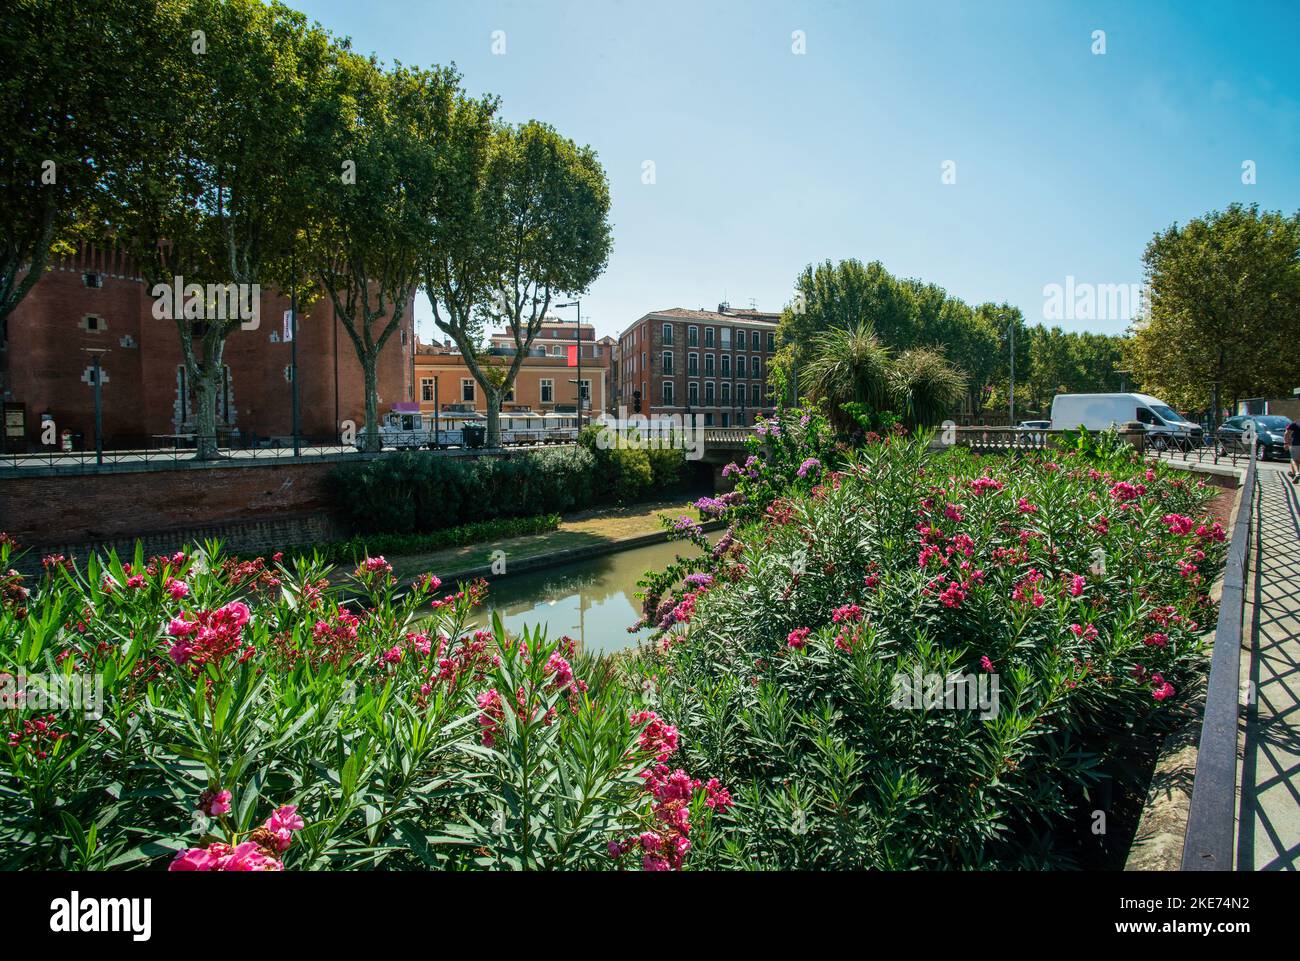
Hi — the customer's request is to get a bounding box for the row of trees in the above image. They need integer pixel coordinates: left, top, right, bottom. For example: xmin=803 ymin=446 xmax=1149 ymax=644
xmin=778 ymin=202 xmax=1299 ymax=427
xmin=1127 ymin=203 xmax=1300 ymax=415
xmin=773 ymin=259 xmax=1129 ymax=423
xmin=1 ymin=0 xmax=612 ymax=453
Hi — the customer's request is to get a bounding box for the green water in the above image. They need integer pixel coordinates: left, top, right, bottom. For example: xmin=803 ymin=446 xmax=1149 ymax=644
xmin=462 ymin=537 xmax=707 ymax=655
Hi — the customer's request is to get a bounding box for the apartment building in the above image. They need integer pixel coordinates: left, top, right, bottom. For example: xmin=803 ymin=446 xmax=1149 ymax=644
xmin=615 ymin=304 xmax=780 ymax=426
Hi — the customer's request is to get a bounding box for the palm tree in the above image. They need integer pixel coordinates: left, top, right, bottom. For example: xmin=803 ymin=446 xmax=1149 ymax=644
xmin=803 ymin=321 xmax=892 ymax=429
xmin=889 ymin=347 xmax=968 ymax=429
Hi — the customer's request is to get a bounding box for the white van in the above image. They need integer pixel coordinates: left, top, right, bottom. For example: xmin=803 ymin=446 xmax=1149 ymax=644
xmin=1050 ymin=393 xmax=1203 ymax=450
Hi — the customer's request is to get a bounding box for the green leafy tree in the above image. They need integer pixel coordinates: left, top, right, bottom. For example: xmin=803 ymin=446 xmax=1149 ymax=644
xmin=304 ymin=58 xmax=450 ymax=452
xmin=1128 ymin=203 xmax=1300 ymax=416
xmin=422 ymin=121 xmax=613 ymax=447
xmin=0 ymin=0 xmax=147 ymax=396
xmin=110 ymin=0 xmax=333 ymax=458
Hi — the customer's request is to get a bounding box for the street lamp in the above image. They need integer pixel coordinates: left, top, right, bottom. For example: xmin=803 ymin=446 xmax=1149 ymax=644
xmin=555 ymin=300 xmax=583 ymax=429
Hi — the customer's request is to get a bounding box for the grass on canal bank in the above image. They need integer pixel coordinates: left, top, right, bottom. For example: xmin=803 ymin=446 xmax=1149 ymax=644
xmin=382 ymin=498 xmax=705 ymax=583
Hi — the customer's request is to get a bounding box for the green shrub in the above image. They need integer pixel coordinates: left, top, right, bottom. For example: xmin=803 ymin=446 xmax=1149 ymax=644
xmin=628 ymin=415 xmax=1227 ymax=868
xmin=327 ymin=447 xmax=599 ymax=536
xmin=0 ymin=539 xmax=730 ymax=870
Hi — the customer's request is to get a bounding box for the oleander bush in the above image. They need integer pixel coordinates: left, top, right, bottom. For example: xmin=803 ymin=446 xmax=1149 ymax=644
xmin=0 ymin=542 xmax=730 ymax=870
xmin=0 ymin=408 xmax=1231 ymax=871
xmin=626 ymin=411 xmax=1227 ymax=868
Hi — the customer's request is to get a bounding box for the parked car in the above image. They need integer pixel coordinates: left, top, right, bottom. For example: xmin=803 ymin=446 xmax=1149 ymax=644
xmin=1216 ymin=414 xmax=1291 ymax=460
xmin=1050 ymin=392 xmax=1202 ymax=451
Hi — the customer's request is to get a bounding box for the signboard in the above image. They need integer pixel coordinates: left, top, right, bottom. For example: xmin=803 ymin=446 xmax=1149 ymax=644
xmin=4 ymin=404 xmax=24 ymax=438
xmin=283 ymin=310 xmax=294 ymax=342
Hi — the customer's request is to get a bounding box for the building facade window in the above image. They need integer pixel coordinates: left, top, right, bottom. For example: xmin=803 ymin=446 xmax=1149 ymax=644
xmin=688 ymin=382 xmax=699 ymax=407
xmin=704 ymin=353 xmax=715 ymax=376
xmin=704 ymin=381 xmax=715 ymax=405
xmin=720 ymin=328 xmax=731 ymax=349
xmin=752 ymin=356 xmax=761 ymax=380
xmin=540 ymin=379 xmax=554 ymax=403
xmin=662 ymin=323 xmax=673 ymax=345
xmin=662 ymin=351 xmax=673 ymax=375
xmin=421 ymin=378 xmax=434 ymax=401
xmin=687 ymin=352 xmax=699 ymax=377
xmin=461 ymin=379 xmax=476 ymax=402
xmin=663 ymin=380 xmax=674 ymax=406
xmin=767 ymin=331 xmax=776 ymax=352
xmin=736 ymin=329 xmax=747 ymax=350
xmin=687 ymin=325 xmax=699 ymax=347
xmin=721 ymin=382 xmax=731 ymax=403
xmin=704 ymin=327 xmax=715 ymax=348
xmin=737 ymin=355 xmax=747 ymax=378
xmin=721 ymin=354 xmax=731 ymax=376
xmin=579 ymin=379 xmax=591 ymax=403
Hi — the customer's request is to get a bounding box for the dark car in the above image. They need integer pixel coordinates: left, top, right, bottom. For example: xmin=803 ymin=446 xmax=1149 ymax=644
xmin=1215 ymin=414 xmax=1291 ymax=460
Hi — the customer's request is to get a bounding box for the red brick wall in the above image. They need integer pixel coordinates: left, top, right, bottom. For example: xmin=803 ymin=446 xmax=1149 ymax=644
xmin=2 ymin=243 xmax=413 ymax=450
xmin=0 ymin=459 xmax=346 ymax=564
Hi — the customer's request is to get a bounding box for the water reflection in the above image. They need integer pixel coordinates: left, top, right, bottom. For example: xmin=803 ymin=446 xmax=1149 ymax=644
xmin=458 ymin=537 xmax=709 ymax=655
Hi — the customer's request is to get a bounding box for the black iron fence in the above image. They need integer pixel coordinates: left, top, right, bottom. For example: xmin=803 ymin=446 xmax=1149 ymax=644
xmin=1180 ymin=435 xmax=1257 ymax=870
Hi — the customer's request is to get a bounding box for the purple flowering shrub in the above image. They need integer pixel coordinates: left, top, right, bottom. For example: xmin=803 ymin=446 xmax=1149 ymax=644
xmin=627 ymin=433 xmax=1227 ymax=868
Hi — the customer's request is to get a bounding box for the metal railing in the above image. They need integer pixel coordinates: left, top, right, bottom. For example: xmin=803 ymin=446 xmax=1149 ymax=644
xmin=1181 ymin=435 xmax=1258 ymax=870
xmin=0 ymin=436 xmax=577 ymax=476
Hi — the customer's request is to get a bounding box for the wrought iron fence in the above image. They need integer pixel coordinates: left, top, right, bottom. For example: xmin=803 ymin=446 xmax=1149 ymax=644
xmin=0 ymin=435 xmax=576 ymax=475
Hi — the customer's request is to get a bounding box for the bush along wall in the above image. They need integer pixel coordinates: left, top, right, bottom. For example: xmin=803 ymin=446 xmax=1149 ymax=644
xmin=326 ymin=441 xmax=692 ymax=538
xmin=627 ymin=409 xmax=1227 ymax=868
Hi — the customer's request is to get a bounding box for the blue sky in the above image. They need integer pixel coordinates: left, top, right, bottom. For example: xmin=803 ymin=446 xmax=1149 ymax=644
xmin=295 ymin=0 xmax=1300 ymax=342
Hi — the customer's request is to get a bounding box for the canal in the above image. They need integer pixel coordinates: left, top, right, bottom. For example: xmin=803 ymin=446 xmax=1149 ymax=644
xmin=466 ymin=536 xmax=709 ymax=655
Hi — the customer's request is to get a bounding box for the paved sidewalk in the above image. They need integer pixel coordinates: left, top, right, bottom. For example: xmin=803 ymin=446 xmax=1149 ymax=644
xmin=1238 ymin=463 xmax=1300 ymax=870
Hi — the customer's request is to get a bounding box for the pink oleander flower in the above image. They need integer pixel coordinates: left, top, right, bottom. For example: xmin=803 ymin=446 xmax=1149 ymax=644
xmin=704 ymin=778 xmax=733 ymax=811
xmin=1067 ymin=574 xmax=1085 ymax=597
xmin=831 ymin=603 xmax=863 ymax=624
xmin=786 ymin=627 xmax=811 ymax=649
xmin=199 ymin=788 xmax=232 ymax=817
xmin=1069 ymin=622 xmax=1099 ymax=643
xmin=477 ymin=688 xmax=504 ymax=748
xmin=166 ymin=578 xmax=190 ymax=600
xmin=1162 ymin=513 xmax=1195 ymax=536
xmin=126 ymin=574 xmax=146 ymax=589
xmin=631 ymin=710 xmax=679 ymax=760
xmin=1109 ymin=481 xmax=1144 ymax=502
xmin=1143 ymin=632 xmax=1169 ymax=647
xmin=221 ymin=840 xmax=284 ymax=871
xmin=170 ymin=847 xmax=218 ymax=871
xmin=980 ymin=655 xmax=995 ymax=673
xmin=939 ymin=581 xmax=967 ymax=608
xmin=1152 ymin=681 xmax=1175 ymax=701
xmin=969 ymin=476 xmax=1004 ymax=495
xmin=1196 ymin=522 xmax=1225 ymax=543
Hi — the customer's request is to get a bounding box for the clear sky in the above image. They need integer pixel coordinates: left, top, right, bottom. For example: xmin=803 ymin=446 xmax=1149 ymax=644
xmin=294 ymin=0 xmax=1300 ymax=343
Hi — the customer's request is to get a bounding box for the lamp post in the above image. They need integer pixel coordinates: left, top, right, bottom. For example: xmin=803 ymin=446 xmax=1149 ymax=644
xmin=1008 ymin=320 xmax=1016 ymax=425
xmin=555 ymin=301 xmax=583 ymax=429
xmin=289 ymin=242 xmax=300 ymax=457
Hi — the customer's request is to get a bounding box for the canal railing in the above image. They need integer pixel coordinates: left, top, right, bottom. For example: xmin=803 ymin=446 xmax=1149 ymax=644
xmin=1181 ymin=435 xmax=1258 ymax=870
